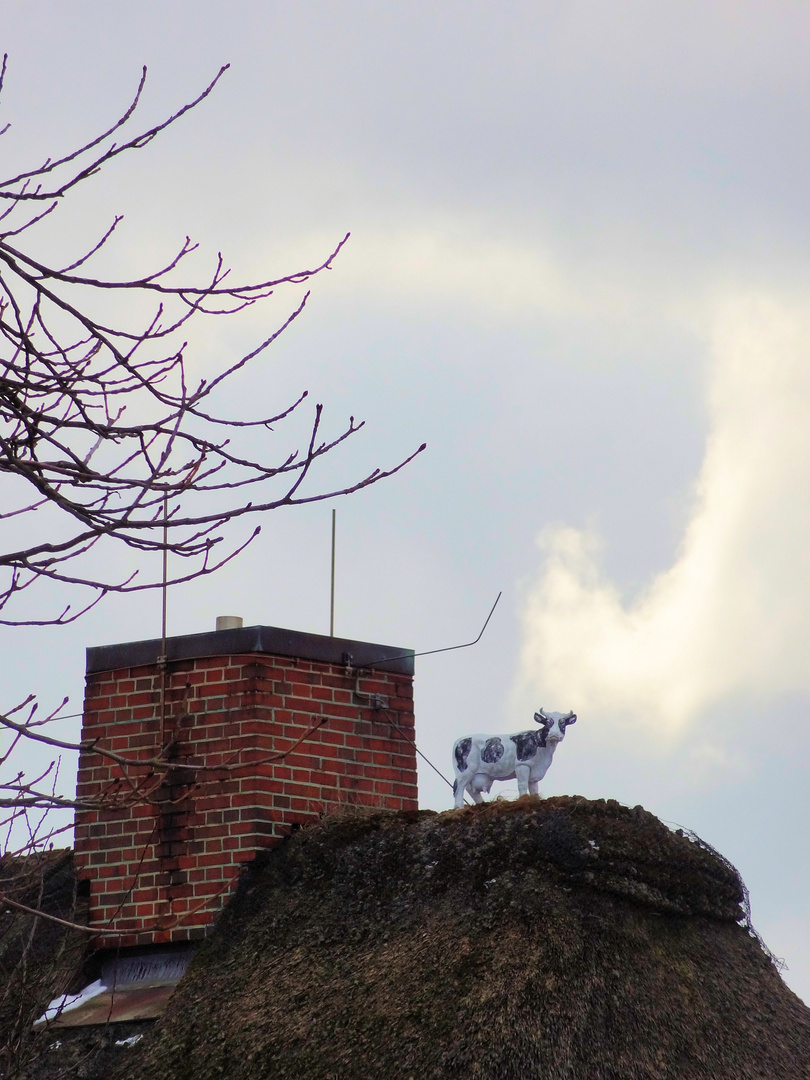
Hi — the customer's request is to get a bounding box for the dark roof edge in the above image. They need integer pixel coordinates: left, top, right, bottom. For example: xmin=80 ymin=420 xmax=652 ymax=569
xmin=86 ymin=625 xmax=414 ymax=676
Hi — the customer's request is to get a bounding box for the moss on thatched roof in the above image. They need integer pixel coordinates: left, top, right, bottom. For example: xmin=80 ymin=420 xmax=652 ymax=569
xmin=105 ymin=796 xmax=810 ymax=1080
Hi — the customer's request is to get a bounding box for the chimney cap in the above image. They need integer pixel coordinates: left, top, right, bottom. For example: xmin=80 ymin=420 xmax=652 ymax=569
xmin=216 ymin=615 xmax=243 ymax=631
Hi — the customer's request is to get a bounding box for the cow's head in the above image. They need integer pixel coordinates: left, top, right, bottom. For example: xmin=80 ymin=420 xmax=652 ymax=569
xmin=534 ymin=708 xmax=577 ymax=745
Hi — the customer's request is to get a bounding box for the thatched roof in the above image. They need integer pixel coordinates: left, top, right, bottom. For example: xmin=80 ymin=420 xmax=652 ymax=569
xmin=108 ymin=797 xmax=810 ymax=1080
xmin=0 ymin=849 xmax=87 ymax=1078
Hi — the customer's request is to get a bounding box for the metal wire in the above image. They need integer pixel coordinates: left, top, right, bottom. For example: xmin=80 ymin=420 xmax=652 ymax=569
xmin=665 ymin=818 xmax=786 ymax=970
xmin=381 ymin=709 xmax=455 ymax=790
xmin=359 ymin=591 xmax=502 ymax=669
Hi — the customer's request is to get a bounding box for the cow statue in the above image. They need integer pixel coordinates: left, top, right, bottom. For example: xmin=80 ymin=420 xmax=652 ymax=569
xmin=452 ymin=708 xmax=577 ymax=808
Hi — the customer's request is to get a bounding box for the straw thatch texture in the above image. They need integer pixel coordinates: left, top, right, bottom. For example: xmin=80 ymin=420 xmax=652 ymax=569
xmin=0 ymin=850 xmax=86 ymax=1078
xmin=106 ymin=796 xmax=810 ymax=1080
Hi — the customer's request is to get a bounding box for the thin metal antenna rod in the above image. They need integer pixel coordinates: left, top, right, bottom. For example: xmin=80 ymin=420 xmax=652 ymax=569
xmin=159 ymin=489 xmax=169 ymax=741
xmin=161 ymin=490 xmax=168 ymax=647
xmin=363 ymin=591 xmax=503 ymax=667
xmin=329 ymin=508 xmax=336 ymax=637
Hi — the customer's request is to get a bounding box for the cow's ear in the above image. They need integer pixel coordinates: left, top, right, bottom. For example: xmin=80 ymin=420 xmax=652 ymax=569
xmin=564 ymin=713 xmax=577 ymax=726
xmin=533 ymin=712 xmax=543 ymax=725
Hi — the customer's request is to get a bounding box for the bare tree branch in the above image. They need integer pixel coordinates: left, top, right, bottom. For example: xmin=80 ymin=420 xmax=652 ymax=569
xmin=0 ymin=61 xmax=424 ymax=1060
xmin=0 ymin=65 xmax=423 ymax=625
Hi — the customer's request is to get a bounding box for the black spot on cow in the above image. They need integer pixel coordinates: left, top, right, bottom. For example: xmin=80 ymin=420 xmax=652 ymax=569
xmin=481 ymin=737 xmax=504 ymax=764
xmin=455 ymin=737 xmax=472 ymax=772
xmin=510 ymin=730 xmax=542 ymax=761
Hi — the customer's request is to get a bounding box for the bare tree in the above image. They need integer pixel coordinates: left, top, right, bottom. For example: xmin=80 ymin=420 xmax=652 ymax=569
xmin=0 ymin=58 xmax=422 ymax=627
xmin=0 ymin=56 xmax=423 ymax=1070
xmin=0 ymin=51 xmax=422 ymax=791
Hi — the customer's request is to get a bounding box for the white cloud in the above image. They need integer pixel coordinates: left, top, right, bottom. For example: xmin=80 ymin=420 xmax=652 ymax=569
xmin=334 ymin=228 xmax=581 ymax=316
xmin=515 ymin=293 xmax=810 ymax=735
xmin=252 ymin=225 xmax=649 ymax=323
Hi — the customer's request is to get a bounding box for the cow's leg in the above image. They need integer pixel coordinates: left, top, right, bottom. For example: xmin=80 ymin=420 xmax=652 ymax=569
xmin=528 ymin=780 xmax=539 ymax=796
xmin=515 ymin=764 xmax=531 ymax=796
xmin=453 ymin=774 xmax=472 ymax=809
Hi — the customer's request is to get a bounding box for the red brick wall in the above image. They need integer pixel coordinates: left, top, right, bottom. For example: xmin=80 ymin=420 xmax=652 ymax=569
xmin=74 ymin=648 xmax=417 ymax=948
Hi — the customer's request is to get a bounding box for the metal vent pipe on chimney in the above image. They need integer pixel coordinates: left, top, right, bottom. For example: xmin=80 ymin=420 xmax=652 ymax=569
xmin=215 ymin=615 xmax=243 ymax=631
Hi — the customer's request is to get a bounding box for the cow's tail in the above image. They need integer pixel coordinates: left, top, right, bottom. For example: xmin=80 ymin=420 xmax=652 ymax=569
xmin=452 ymin=779 xmax=457 ymax=796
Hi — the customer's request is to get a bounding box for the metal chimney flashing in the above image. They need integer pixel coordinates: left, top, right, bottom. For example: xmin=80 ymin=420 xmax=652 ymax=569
xmin=86 ymin=624 xmax=415 ymax=676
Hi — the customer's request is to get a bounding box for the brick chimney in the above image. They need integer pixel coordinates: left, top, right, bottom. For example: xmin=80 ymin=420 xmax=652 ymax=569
xmin=74 ymin=625 xmax=417 ymax=949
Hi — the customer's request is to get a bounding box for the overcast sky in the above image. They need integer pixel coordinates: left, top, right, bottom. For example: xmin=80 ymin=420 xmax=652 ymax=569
xmin=4 ymin=1 xmax=810 ymax=1002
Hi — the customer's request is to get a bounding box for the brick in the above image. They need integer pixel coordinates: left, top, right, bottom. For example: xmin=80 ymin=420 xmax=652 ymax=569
xmin=126 ymin=691 xmax=157 ymax=708
xmin=286 ymin=683 xmax=312 ymax=699
xmin=77 ymin=645 xmax=416 ymax=943
xmin=317 ymin=730 xmax=345 ymax=747
xmin=370 ymin=766 xmax=400 ymax=781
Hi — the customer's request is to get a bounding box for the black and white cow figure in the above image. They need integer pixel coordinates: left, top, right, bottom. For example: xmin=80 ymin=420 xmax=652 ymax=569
xmin=452 ymin=708 xmax=577 ymax=808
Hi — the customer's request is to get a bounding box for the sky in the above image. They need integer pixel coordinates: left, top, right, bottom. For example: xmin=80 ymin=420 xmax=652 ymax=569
xmin=3 ymin=1 xmax=810 ymax=1002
